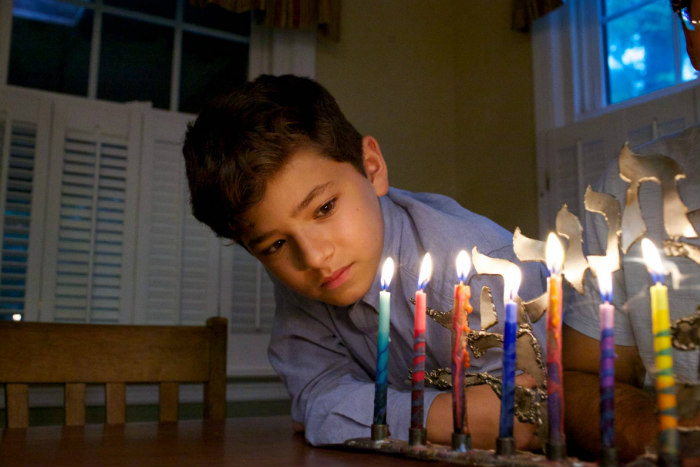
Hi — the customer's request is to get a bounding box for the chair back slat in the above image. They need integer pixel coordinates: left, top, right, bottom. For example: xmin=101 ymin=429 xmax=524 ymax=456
xmin=65 ymin=383 xmax=86 ymax=426
xmin=5 ymin=383 xmax=29 ymax=428
xmin=0 ymin=317 xmax=227 ymax=427
xmin=106 ymin=382 xmax=126 ymax=424
xmin=206 ymin=317 xmax=228 ymax=420
xmin=159 ymin=382 xmax=179 ymax=423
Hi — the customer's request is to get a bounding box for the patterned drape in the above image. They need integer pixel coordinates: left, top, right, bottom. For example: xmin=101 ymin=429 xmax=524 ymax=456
xmin=511 ymin=0 xmax=564 ymax=32
xmin=190 ymin=0 xmax=341 ymax=41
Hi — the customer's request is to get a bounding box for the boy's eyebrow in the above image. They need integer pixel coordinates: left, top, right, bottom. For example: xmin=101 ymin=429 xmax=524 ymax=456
xmin=292 ymin=181 xmax=332 ymax=217
xmin=246 ymin=181 xmax=333 ymax=250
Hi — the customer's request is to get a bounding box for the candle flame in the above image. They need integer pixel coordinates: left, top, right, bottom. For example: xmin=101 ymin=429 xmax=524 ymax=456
xmin=380 ymin=257 xmax=395 ymax=291
xmin=456 ymin=249 xmax=471 ymax=283
xmin=504 ymin=264 xmax=522 ymax=303
xmin=417 ymin=253 xmax=432 ymax=291
xmin=590 ymin=256 xmax=613 ymax=302
xmin=641 ymin=238 xmax=665 ymax=283
xmin=545 ymin=232 xmax=564 ymax=275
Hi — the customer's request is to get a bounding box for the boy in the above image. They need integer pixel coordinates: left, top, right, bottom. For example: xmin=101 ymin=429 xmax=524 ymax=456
xmin=183 ymin=74 xmax=547 ymax=449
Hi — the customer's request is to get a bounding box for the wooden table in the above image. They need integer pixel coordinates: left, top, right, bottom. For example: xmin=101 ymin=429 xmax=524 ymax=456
xmin=0 ymin=415 xmax=453 ymax=467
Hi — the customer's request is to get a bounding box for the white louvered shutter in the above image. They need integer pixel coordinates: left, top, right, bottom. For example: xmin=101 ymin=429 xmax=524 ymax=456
xmin=39 ymin=97 xmax=141 ymax=323
xmin=228 ymin=245 xmax=275 ymax=332
xmin=0 ymin=88 xmax=51 ymax=321
xmin=540 ymin=86 xmax=698 ymax=233
xmin=134 ymin=109 xmax=221 ymax=325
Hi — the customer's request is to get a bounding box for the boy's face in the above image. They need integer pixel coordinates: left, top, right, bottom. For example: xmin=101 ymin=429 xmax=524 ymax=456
xmin=241 ymin=137 xmax=389 ymax=306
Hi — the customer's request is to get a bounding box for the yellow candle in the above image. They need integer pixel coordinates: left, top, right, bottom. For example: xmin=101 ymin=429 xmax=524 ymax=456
xmin=641 ymin=238 xmax=679 ymax=464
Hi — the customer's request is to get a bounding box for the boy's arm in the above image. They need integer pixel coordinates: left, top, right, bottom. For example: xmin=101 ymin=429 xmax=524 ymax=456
xmin=426 ymin=374 xmax=540 ymax=450
xmin=562 ymin=324 xmax=656 ymax=462
xmin=268 ymin=287 xmax=443 ymax=446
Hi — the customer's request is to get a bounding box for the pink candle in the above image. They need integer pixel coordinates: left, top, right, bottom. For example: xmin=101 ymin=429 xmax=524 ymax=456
xmin=595 ymin=261 xmax=616 ymax=463
xmin=409 ymin=253 xmax=432 ymax=445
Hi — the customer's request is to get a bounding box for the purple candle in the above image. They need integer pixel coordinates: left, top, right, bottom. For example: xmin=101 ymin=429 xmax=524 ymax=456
xmin=596 ymin=263 xmax=615 ymax=452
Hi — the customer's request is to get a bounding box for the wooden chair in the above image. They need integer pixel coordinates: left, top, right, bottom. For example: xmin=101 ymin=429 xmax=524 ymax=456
xmin=0 ymin=317 xmax=227 ymax=428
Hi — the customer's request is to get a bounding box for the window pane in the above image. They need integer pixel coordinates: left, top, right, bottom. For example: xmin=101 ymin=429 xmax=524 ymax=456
xmin=97 ymin=14 xmax=172 ymax=109
xmin=605 ymin=1 xmax=675 ymax=104
xmin=179 ymin=32 xmax=249 ymax=114
xmin=8 ymin=0 xmax=92 ymax=96
xmin=603 ymin=0 xmax=651 ymax=17
xmin=184 ymin=2 xmax=251 ymax=35
xmin=104 ymin=0 xmax=176 ymax=19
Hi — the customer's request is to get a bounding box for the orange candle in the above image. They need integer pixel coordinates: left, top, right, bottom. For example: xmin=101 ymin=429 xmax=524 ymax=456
xmin=545 ymin=232 xmax=566 ymax=460
xmin=451 ymin=250 xmax=472 ymax=451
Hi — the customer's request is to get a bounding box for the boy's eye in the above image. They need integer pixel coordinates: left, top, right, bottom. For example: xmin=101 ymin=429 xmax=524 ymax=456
xmin=263 ymin=239 xmax=285 ymax=255
xmin=316 ymin=198 xmax=336 ymax=217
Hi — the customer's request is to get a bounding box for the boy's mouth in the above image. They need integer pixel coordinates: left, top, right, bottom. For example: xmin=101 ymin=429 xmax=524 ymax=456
xmin=321 ymin=265 xmax=352 ymax=290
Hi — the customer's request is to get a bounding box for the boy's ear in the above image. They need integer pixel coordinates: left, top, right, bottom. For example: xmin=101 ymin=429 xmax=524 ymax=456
xmin=362 ymin=136 xmax=389 ymax=196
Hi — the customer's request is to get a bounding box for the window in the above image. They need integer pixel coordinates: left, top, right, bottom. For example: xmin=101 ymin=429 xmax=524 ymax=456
xmin=8 ymin=0 xmax=251 ymax=113
xmin=532 ymin=0 xmax=700 ymax=237
xmin=602 ymin=0 xmax=696 ymax=105
xmin=1 ymin=0 xmax=317 ymax=379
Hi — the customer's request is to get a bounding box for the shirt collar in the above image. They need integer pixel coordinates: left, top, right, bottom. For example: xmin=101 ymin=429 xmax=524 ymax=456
xmin=359 ymin=189 xmax=420 ymax=312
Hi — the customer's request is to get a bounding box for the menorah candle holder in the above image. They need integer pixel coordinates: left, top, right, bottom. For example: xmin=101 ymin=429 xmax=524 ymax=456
xmin=348 ymin=145 xmax=700 ymax=467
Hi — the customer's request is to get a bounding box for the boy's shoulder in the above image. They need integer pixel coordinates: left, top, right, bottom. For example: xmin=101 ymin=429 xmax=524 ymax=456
xmin=383 ymin=187 xmax=515 ymax=272
xmin=385 ymin=187 xmax=511 ymax=240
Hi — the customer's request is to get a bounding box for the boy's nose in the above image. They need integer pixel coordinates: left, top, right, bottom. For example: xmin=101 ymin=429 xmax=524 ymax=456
xmin=294 ymin=231 xmax=333 ymax=270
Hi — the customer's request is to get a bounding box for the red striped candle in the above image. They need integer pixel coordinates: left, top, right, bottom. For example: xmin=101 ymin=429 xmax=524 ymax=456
xmin=410 ymin=253 xmax=432 ymax=443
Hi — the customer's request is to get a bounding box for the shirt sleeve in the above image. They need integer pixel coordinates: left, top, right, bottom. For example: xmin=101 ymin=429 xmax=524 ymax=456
xmin=268 ymin=284 xmax=442 ymax=446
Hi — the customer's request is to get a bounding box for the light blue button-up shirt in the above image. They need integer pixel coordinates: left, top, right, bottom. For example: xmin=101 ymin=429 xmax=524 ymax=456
xmin=268 ymin=187 xmax=548 ymax=445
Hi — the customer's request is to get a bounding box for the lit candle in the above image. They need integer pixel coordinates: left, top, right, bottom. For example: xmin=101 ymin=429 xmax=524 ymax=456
xmin=641 ymin=238 xmax=679 ymax=466
xmin=596 ymin=261 xmax=617 ymax=465
xmin=372 ymin=257 xmax=395 ymax=440
xmin=409 ymin=252 xmax=432 ymax=446
xmin=498 ymin=264 xmax=521 ymax=443
xmin=545 ymin=232 xmax=566 ymax=459
xmin=451 ymin=250 xmax=472 ymax=451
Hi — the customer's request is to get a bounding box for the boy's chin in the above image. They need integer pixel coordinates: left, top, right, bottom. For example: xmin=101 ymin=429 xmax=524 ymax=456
xmin=320 ymin=292 xmax=363 ymax=307
xmin=316 ymin=286 xmax=369 ymax=307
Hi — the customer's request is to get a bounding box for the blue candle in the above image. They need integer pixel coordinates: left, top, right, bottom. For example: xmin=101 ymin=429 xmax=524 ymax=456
xmin=373 ymin=257 xmax=395 ymax=427
xmin=499 ymin=265 xmax=521 ymax=440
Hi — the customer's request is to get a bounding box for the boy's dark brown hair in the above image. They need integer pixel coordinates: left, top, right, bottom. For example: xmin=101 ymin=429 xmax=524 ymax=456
xmin=182 ymin=74 xmax=364 ymax=244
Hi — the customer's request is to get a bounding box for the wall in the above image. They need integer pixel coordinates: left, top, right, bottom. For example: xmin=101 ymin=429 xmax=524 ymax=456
xmin=316 ymin=0 xmax=539 ymax=237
